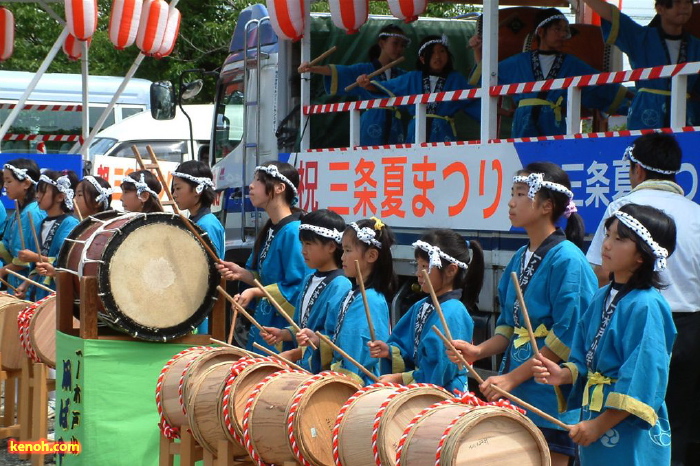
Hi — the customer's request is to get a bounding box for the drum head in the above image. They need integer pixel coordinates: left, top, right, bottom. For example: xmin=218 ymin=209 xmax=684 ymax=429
xmin=97 ymin=212 xmax=219 ymax=341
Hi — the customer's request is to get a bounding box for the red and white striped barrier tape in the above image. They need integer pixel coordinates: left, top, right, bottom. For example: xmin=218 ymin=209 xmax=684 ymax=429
xmin=0 ymin=103 xmax=83 ymax=112
xmin=2 ymin=134 xmax=83 ymax=143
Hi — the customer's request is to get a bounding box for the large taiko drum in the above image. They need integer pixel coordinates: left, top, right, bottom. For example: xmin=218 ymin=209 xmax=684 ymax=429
xmin=0 ymin=293 xmax=32 ymax=371
xmin=333 ymin=382 xmax=451 ymax=466
xmin=156 ymin=346 xmax=247 ymax=439
xmin=396 ymin=401 xmax=550 ymax=466
xmin=17 ymin=294 xmax=57 ymax=367
xmin=58 ymin=212 xmax=219 ymax=341
xmin=220 ymin=357 xmax=291 ymax=450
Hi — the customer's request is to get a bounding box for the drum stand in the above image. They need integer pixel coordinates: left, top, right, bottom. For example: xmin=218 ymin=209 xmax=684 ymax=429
xmin=159 ymin=429 xmax=258 ymax=466
xmin=17 ymin=357 xmax=54 ymax=465
xmin=0 ymin=353 xmax=21 ymax=440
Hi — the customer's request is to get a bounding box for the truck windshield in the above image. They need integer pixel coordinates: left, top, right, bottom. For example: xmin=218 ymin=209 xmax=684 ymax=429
xmin=212 ymin=81 xmax=244 ymax=165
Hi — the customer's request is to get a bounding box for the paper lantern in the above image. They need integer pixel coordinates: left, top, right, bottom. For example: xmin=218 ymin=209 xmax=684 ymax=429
xmin=0 ymin=7 xmax=14 ymax=61
xmin=267 ymin=0 xmax=305 ymax=42
xmin=329 ymin=0 xmax=368 ymax=34
xmin=387 ymin=0 xmax=427 ymax=23
xmin=136 ymin=0 xmax=169 ymax=55
xmin=109 ymin=0 xmax=142 ymax=50
xmin=65 ymin=0 xmax=98 ymax=41
xmin=154 ymin=7 xmax=181 ymax=58
xmin=63 ymin=34 xmax=91 ymax=61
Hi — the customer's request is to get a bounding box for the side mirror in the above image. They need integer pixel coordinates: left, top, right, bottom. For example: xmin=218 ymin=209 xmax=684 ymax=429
xmin=150 ymin=81 xmax=177 ymax=120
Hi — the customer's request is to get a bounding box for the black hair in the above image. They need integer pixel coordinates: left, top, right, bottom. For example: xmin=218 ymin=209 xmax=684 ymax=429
xmin=516 ymin=162 xmax=585 ymax=249
xmin=368 ymin=24 xmax=408 ymax=61
xmin=416 ymin=35 xmax=454 ymax=75
xmin=299 ymin=209 xmax=346 ymax=268
xmin=252 ymin=161 xmax=302 ymax=261
xmin=4 ymin=158 xmax=40 ymax=207
xmin=78 ymin=176 xmax=112 ymax=213
xmin=121 ymin=169 xmax=163 ymax=213
xmin=627 ymin=133 xmax=681 ymax=182
xmin=173 ymin=160 xmax=216 ymax=209
xmin=38 ymin=169 xmax=79 ymax=213
xmin=414 ymin=229 xmax=485 ymax=312
xmin=343 ymin=218 xmax=397 ymax=297
xmin=535 ymin=8 xmax=567 ymax=33
xmin=604 ymin=203 xmax=676 ymax=290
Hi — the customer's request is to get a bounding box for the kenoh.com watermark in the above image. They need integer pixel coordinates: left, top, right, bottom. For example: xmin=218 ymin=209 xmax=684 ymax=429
xmin=7 ymin=438 xmax=81 ymax=455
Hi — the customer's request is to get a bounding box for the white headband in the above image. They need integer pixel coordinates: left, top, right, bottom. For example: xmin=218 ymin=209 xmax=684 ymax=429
xmin=413 ymin=240 xmax=468 ymax=272
xmin=536 ymin=14 xmax=568 ymax=32
xmin=623 ymin=145 xmax=680 ymax=175
xmin=614 ymin=210 xmax=668 ymax=271
xmin=255 ymin=165 xmax=298 ymax=206
xmin=513 ymin=173 xmax=574 ymax=200
xmin=348 ymin=222 xmax=382 ymax=248
xmin=378 ymin=32 xmax=411 ymax=46
xmin=418 ymin=34 xmax=448 ymax=57
xmin=39 ymin=174 xmax=75 ymax=210
xmin=172 ymin=171 xmax=215 ymax=194
xmin=83 ymin=176 xmax=113 ymax=209
xmin=4 ymin=164 xmax=38 ymax=186
xmin=122 ymin=173 xmax=158 ymax=198
xmin=299 ymin=224 xmax=343 ymax=244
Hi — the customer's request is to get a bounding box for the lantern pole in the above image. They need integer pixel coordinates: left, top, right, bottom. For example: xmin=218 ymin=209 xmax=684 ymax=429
xmin=299 ymin=0 xmax=311 ymax=152
xmin=0 ymin=26 xmax=69 ymax=150
xmin=80 ymin=40 xmax=90 ymax=159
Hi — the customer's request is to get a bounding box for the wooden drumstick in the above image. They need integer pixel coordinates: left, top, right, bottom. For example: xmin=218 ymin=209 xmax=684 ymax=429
xmin=510 ymin=272 xmax=539 ymax=357
xmin=216 ymin=285 xmax=267 ymax=335
xmin=180 ymin=216 xmax=220 ymax=263
xmin=28 ymin=216 xmax=46 ymax=263
xmin=308 ymin=46 xmax=337 ymax=66
xmin=354 ymin=260 xmax=376 ymax=342
xmin=227 ymin=306 xmax=238 ymax=346
xmin=421 ymin=269 xmax=453 ymax=341
xmin=0 ymin=276 xmax=19 ymax=293
xmin=14 ymin=200 xmax=25 ymax=249
xmin=252 ymin=342 xmax=308 ymax=373
xmin=253 ymin=278 xmax=317 ymax=350
xmin=6 ymin=269 xmax=54 ymax=293
xmin=315 ymin=332 xmax=380 ymax=383
xmin=208 ymin=338 xmax=260 ymax=358
xmin=344 ymin=56 xmax=405 ymax=92
xmin=433 ymin=325 xmax=571 ymax=430
xmin=73 ymin=198 xmax=84 ymax=221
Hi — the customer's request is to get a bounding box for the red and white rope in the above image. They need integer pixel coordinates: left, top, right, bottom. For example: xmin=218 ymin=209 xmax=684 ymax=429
xmin=154 ymin=346 xmax=210 ymax=439
xmin=17 ymin=301 xmax=41 ymax=363
xmin=370 ymin=385 xmax=411 ymax=465
xmin=434 ymin=408 xmax=473 ymax=466
xmin=0 ymin=103 xmax=83 ymax=111
xmin=394 ymin=398 xmax=458 ymax=466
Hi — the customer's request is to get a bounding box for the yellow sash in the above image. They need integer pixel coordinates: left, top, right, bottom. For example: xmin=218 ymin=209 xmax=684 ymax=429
xmin=583 ymin=371 xmax=616 ymax=412
xmin=513 ymin=323 xmax=549 ymax=349
xmin=518 ymin=96 xmax=565 ymax=122
xmin=413 ymin=114 xmax=457 ymax=137
xmin=638 ymin=88 xmax=690 ymax=98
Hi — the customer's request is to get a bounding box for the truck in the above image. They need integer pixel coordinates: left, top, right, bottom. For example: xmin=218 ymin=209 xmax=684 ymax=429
xmin=165 ymin=1 xmax=700 ymax=345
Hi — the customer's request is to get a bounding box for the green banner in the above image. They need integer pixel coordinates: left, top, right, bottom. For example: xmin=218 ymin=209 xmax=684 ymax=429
xmin=54 ymin=332 xmax=193 ymax=466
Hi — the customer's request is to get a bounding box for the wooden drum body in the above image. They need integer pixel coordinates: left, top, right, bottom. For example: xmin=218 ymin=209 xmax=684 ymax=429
xmin=18 ymin=294 xmax=57 ymax=367
xmin=59 ymin=212 xmax=220 ymax=341
xmin=0 ymin=293 xmax=32 ymax=371
xmin=397 ymin=402 xmax=551 ymax=466
xmin=333 ymin=383 xmax=451 ymax=466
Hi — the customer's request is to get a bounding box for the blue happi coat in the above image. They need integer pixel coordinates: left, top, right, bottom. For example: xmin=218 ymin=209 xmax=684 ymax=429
xmin=291 ymin=270 xmax=352 ymax=373
xmin=325 ymin=61 xmax=406 ymax=146
xmin=330 ymin=287 xmax=390 ymax=385
xmin=193 ymin=209 xmax=225 ymax=259
xmin=496 ymin=235 xmax=597 ymax=430
xmin=31 ymin=214 xmax=79 ymax=301
xmin=370 ymin=70 xmax=479 ymax=143
xmin=0 ymin=201 xmax=47 ymax=292
xmin=245 ymin=214 xmax=310 ymax=352
xmin=559 ymin=285 xmax=676 ymax=465
xmin=383 ymin=291 xmax=473 ymax=393
xmin=602 ymin=5 xmax=700 ymax=129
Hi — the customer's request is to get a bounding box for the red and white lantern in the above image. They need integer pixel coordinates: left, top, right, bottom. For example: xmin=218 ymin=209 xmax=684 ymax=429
xmin=65 ymin=0 xmax=98 ymax=41
xmin=109 ymin=0 xmax=142 ymax=50
xmin=63 ymin=34 xmax=91 ymax=61
xmin=154 ymin=7 xmax=181 ymax=58
xmin=387 ymin=0 xmax=427 ymax=23
xmin=267 ymin=0 xmax=305 ymax=42
xmin=136 ymin=0 xmax=169 ymax=55
xmin=0 ymin=7 xmax=14 ymax=62
xmin=329 ymin=0 xmax=368 ymax=35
